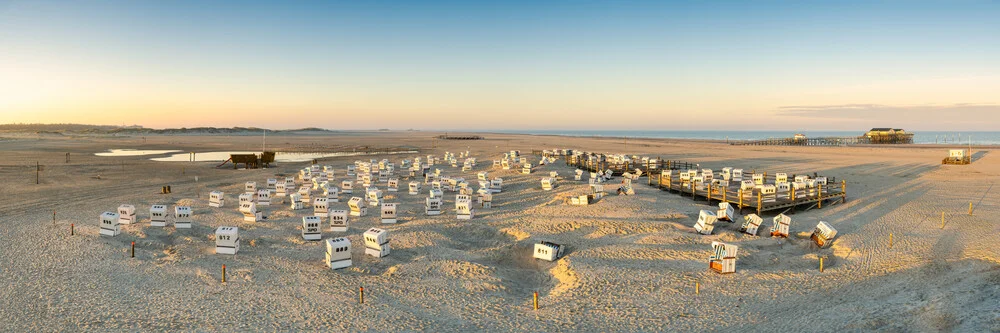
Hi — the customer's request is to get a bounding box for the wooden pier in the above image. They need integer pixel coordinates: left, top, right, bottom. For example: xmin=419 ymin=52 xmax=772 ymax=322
xmin=730 ymin=135 xmax=913 ymax=146
xmin=565 ymin=155 xmax=847 ymax=215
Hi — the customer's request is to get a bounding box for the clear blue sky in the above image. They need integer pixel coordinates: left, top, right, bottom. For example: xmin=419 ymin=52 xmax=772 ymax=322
xmin=1 ymin=1 xmax=998 ymax=130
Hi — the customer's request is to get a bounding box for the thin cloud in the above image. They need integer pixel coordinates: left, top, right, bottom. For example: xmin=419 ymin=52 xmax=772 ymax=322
xmin=774 ymin=103 xmax=1000 ymax=130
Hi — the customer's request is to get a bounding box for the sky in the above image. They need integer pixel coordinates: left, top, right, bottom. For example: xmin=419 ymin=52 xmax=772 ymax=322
xmin=1 ymin=1 xmax=999 ymax=131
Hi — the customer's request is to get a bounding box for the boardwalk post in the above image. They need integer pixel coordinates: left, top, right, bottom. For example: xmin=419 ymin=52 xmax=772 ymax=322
xmin=691 ymin=181 xmax=695 ymax=199
xmin=723 ymin=187 xmax=727 ymax=202
xmin=969 ymin=202 xmax=973 ymax=216
xmin=756 ymin=191 xmax=762 ymax=215
xmin=533 ymin=291 xmax=539 ymax=310
xmin=818 ymin=184 xmax=823 ymax=209
xmin=738 ymin=189 xmax=744 ymax=213
xmin=707 ymin=183 xmax=712 ymax=204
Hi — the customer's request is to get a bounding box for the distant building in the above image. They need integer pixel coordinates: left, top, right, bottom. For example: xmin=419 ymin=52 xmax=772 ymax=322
xmin=865 ymin=128 xmax=913 ymax=144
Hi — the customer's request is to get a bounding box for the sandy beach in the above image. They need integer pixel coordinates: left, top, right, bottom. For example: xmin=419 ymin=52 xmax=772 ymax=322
xmin=0 ymin=131 xmax=997 ymax=332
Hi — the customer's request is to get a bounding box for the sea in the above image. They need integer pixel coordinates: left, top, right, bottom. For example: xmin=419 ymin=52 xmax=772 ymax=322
xmin=486 ymin=130 xmax=1000 ymax=145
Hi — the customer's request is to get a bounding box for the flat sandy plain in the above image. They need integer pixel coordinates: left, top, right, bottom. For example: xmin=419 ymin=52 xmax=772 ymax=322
xmin=0 ymin=132 xmax=997 ymax=332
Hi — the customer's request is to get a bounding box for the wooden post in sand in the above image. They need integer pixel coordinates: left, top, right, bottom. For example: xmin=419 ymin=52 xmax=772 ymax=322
xmin=691 ymin=181 xmax=695 ymax=199
xmin=819 ymin=257 xmax=825 ymax=272
xmin=53 ymin=210 xmax=56 ymax=224
xmin=222 ymin=265 xmax=227 ymax=283
xmin=707 ymin=183 xmax=712 ymax=204
xmin=131 ymin=241 xmax=135 ymax=258
xmin=841 ymin=180 xmax=847 ymax=203
xmin=36 ymin=162 xmax=40 ymax=184
xmin=969 ymin=202 xmax=973 ymax=216
xmin=533 ymin=291 xmax=539 ymax=310
xmin=723 ymin=187 xmax=727 ymax=203
xmin=941 ymin=212 xmax=945 ymax=229
xmin=70 ymin=224 xmax=74 ymax=236
xmin=360 ymin=287 xmax=365 ymax=304
xmin=889 ymin=233 xmax=893 ymax=248
xmin=695 ymin=281 xmax=700 ymax=295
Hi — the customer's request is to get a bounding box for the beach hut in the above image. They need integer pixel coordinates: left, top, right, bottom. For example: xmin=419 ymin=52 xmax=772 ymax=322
xmin=760 ymin=185 xmax=777 ymax=203
xmin=794 ymin=175 xmax=809 ymax=183
xmin=348 ymin=197 xmax=367 ymax=217
xmin=740 ymin=214 xmax=763 ymax=235
xmin=570 ymin=195 xmax=589 ymax=206
xmin=275 ymin=182 xmax=287 ymax=198
xmin=240 ymin=202 xmax=262 ymax=222
xmin=329 ymin=210 xmax=348 ymax=232
xmin=341 ymin=180 xmax=353 ymax=194
xmin=522 ymin=163 xmax=532 ymax=175
xmin=302 ymin=216 xmax=322 ymax=241
xmin=717 ymin=202 xmax=739 ymax=222
xmin=480 ymin=193 xmax=493 ymax=208
xmin=429 ymin=188 xmax=443 ymax=199
xmin=944 ymin=149 xmax=972 ymax=164
xmin=100 ymin=212 xmax=120 ymax=236
xmin=365 ymin=187 xmax=382 ymax=207
xmin=533 ymin=241 xmax=565 ymax=262
xmin=174 ymin=206 xmax=192 ymax=229
xmin=701 ymin=169 xmax=713 ymax=181
xmin=215 ymin=226 xmax=239 ymax=255
xmin=408 ymin=181 xmax=421 ymax=195
xmin=209 ymin=191 xmax=225 ymax=208
xmin=313 ymin=197 xmax=330 ymax=217
xmin=709 ymin=242 xmax=738 ymax=274
xmin=378 ymin=169 xmax=389 ymax=183
xmin=325 ymin=237 xmax=352 ymax=270
xmin=363 ymin=228 xmax=390 ymax=258
xmin=694 ymin=210 xmax=718 ymax=235
xmin=752 ymin=173 xmax=765 ymax=186
xmin=256 ymin=189 xmax=271 ymax=206
xmin=425 ymin=197 xmax=442 ymax=215
xmin=298 ymin=185 xmax=312 ymax=202
xmin=490 ymin=178 xmax=503 ymax=193
xmin=289 ymin=193 xmax=304 ymax=210
xmin=117 ymin=204 xmax=137 ymax=225
xmin=771 ymin=214 xmax=791 ymax=238
xmin=478 ymin=171 xmax=490 ymax=182
xmin=150 ymin=204 xmax=168 ymax=227
xmin=285 ymin=177 xmax=296 ymax=188
xmin=722 ymin=167 xmax=732 ymax=181
xmin=266 ymin=178 xmax=277 ymax=190
xmin=775 ymin=173 xmax=788 ymax=184
xmin=324 ymin=186 xmax=340 ymax=202
xmin=575 ymin=170 xmax=584 ymax=181
xmin=239 ymin=192 xmax=254 ymax=206
xmin=811 ymin=221 xmax=838 ymax=248
xmin=387 ymin=178 xmax=399 ymax=192
xmin=541 ymin=178 xmax=556 ymax=191
xmin=732 ymin=169 xmax=744 ymax=182
xmin=381 ymin=203 xmax=398 ymax=224
xmin=456 ymin=199 xmax=474 ymax=220
xmin=347 ymin=165 xmax=356 ymax=176
xmin=245 ymin=181 xmax=257 ymax=193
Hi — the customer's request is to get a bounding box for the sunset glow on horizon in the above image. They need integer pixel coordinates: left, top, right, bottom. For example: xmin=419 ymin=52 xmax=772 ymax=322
xmin=1 ymin=1 xmax=998 ymax=131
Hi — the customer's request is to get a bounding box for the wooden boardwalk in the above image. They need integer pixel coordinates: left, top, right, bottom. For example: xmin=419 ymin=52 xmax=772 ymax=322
xmin=566 ymin=156 xmax=847 ymax=215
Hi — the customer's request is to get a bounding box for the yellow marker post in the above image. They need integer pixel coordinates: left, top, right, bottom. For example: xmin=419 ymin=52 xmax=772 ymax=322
xmin=889 ymin=233 xmax=893 ymax=248
xmin=819 ymin=257 xmax=825 ymax=272
xmin=695 ymin=281 xmax=700 ymax=295
xmin=533 ymin=291 xmax=538 ymax=310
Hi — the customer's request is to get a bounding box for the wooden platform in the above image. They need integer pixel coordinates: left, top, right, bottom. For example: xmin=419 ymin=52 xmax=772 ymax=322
xmin=566 ymin=157 xmax=847 ymax=215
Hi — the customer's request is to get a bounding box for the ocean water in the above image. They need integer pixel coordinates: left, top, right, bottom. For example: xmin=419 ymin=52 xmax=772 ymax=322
xmin=489 ymin=130 xmax=1000 ymax=145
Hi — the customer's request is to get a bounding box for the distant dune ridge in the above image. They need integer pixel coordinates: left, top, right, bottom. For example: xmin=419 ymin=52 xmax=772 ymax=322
xmin=0 ymin=123 xmax=333 ymax=135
